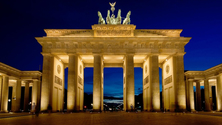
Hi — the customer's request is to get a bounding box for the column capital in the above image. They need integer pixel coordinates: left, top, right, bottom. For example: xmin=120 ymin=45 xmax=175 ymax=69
xmin=92 ymin=53 xmax=102 ymax=56
xmin=67 ymin=53 xmax=76 ymax=56
xmin=124 ymin=53 xmax=134 ymax=57
xmin=150 ymin=53 xmax=159 ymax=56
xmin=215 ymin=72 xmax=222 ymax=77
xmin=0 ymin=74 xmax=9 ymax=77
xmin=204 ymin=78 xmax=209 ymax=81
xmin=188 ymin=79 xmax=194 ymax=82
xmin=41 ymin=52 xmax=52 ymax=56
xmin=23 ymin=80 xmax=31 ymax=84
xmin=16 ymin=78 xmax=22 ymax=81
xmin=174 ymin=52 xmax=186 ymax=56
xmin=194 ymin=80 xmax=201 ymax=83
xmin=32 ymin=79 xmax=39 ymax=82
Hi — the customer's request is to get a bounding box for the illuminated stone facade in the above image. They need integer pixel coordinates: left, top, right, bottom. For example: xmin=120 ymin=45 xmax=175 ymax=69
xmin=36 ymin=24 xmax=191 ymax=112
xmin=0 ymin=62 xmax=41 ymax=112
xmin=185 ymin=64 xmax=222 ymax=112
xmin=1 ymin=24 xmax=221 ymax=112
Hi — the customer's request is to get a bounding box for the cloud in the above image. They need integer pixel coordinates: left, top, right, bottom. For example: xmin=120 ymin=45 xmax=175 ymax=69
xmin=104 ymin=99 xmax=123 ymax=104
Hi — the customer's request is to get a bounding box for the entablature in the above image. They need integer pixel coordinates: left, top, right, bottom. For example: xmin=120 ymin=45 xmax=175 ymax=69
xmin=185 ymin=63 xmax=222 ymax=80
xmin=43 ymin=25 xmax=183 ymax=38
xmin=36 ymin=37 xmax=190 ymax=54
xmin=0 ymin=62 xmax=42 ymax=80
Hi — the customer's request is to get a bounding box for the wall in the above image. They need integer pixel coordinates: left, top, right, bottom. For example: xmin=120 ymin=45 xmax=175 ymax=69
xmin=162 ymin=57 xmax=175 ymax=111
xmin=76 ymin=56 xmax=84 ymax=111
xmin=143 ymin=57 xmax=150 ymax=110
xmin=52 ymin=57 xmax=64 ymax=111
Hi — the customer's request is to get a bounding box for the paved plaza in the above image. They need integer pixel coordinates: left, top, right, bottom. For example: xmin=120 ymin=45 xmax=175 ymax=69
xmin=0 ymin=112 xmax=222 ymax=125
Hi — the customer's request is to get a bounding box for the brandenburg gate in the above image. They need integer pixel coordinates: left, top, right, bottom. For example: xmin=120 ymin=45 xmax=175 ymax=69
xmin=35 ymin=4 xmax=191 ymax=112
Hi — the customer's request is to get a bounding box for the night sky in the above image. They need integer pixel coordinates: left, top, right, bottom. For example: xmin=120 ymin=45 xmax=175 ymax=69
xmin=1 ymin=0 xmax=222 ymax=98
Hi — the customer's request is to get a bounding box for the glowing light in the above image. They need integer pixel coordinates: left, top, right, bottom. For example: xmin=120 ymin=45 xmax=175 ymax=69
xmin=59 ymin=59 xmax=61 ymax=61
xmin=166 ymin=59 xmax=168 ymax=61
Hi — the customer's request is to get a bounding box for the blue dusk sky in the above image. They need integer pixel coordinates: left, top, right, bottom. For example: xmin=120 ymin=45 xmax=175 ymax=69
xmin=0 ymin=0 xmax=222 ymax=98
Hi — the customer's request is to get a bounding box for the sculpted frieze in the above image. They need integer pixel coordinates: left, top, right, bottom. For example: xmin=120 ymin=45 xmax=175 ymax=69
xmin=144 ymin=76 xmax=149 ymax=85
xmin=164 ymin=75 xmax=172 ymax=85
xmin=42 ymin=40 xmax=186 ymax=54
xmin=96 ymin=30 xmax=132 ymax=37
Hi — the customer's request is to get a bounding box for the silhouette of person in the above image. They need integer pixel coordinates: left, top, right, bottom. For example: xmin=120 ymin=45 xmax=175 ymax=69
xmin=35 ymin=104 xmax=39 ymax=117
xmin=47 ymin=104 xmax=52 ymax=115
xmin=130 ymin=104 xmax=133 ymax=112
xmin=32 ymin=103 xmax=36 ymax=115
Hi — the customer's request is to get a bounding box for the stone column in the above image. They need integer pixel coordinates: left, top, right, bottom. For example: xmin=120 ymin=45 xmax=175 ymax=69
xmin=101 ymin=61 xmax=104 ymax=111
xmin=14 ymin=79 xmax=21 ymax=112
xmin=161 ymin=66 xmax=164 ymax=111
xmin=125 ymin=54 xmax=135 ymax=111
xmin=0 ymin=76 xmax=2 ymax=110
xmin=93 ymin=54 xmax=103 ymax=111
xmin=188 ymin=79 xmax=195 ymax=111
xmin=123 ymin=64 xmax=126 ymax=111
xmin=216 ymin=73 xmax=222 ymax=111
xmin=173 ymin=55 xmax=186 ymax=111
xmin=209 ymin=85 xmax=213 ymax=110
xmin=196 ymin=81 xmax=202 ymax=111
xmin=149 ymin=55 xmax=160 ymax=111
xmin=185 ymin=79 xmax=190 ymax=111
xmin=37 ymin=79 xmax=41 ymax=111
xmin=204 ymin=79 xmax=211 ymax=111
xmin=67 ymin=54 xmax=78 ymax=111
xmin=23 ymin=81 xmax=29 ymax=112
xmin=11 ymin=84 xmax=16 ymax=111
xmin=1 ymin=76 xmax=9 ymax=112
xmin=32 ymin=80 xmax=40 ymax=108
xmin=41 ymin=53 xmax=53 ymax=111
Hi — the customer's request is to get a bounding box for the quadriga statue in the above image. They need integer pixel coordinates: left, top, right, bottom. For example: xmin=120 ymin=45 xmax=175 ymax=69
xmin=123 ymin=11 xmax=131 ymax=25
xmin=116 ymin=9 xmax=121 ymax=24
xmin=98 ymin=11 xmax=105 ymax=24
xmin=106 ymin=9 xmax=122 ymax=25
xmin=106 ymin=10 xmax=111 ymax=24
xmin=97 ymin=2 xmax=131 ymax=25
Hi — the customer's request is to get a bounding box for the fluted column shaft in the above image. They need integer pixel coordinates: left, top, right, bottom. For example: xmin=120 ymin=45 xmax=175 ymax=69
xmin=149 ymin=55 xmax=160 ymax=111
xmin=204 ymin=79 xmax=211 ymax=111
xmin=14 ymin=79 xmax=21 ymax=112
xmin=173 ymin=55 xmax=186 ymax=111
xmin=11 ymin=79 xmax=22 ymax=112
xmin=67 ymin=54 xmax=78 ymax=111
xmin=196 ymin=81 xmax=202 ymax=111
xmin=24 ymin=82 xmax=29 ymax=111
xmin=0 ymin=76 xmax=2 ymax=111
xmin=188 ymin=80 xmax=195 ymax=111
xmin=1 ymin=76 xmax=9 ymax=112
xmin=93 ymin=54 xmax=103 ymax=111
xmin=41 ymin=54 xmax=53 ymax=111
xmin=32 ymin=80 xmax=40 ymax=109
xmin=216 ymin=74 xmax=222 ymax=111
xmin=125 ymin=54 xmax=135 ymax=111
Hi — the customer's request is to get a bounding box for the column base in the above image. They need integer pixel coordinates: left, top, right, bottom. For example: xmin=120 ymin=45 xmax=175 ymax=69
xmin=204 ymin=110 xmax=211 ymax=112
xmin=190 ymin=109 xmax=196 ymax=112
xmin=92 ymin=109 xmax=102 ymax=112
xmin=0 ymin=111 xmax=8 ymax=113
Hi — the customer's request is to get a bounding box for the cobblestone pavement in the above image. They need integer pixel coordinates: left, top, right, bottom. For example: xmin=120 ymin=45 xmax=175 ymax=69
xmin=0 ymin=111 xmax=222 ymax=125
